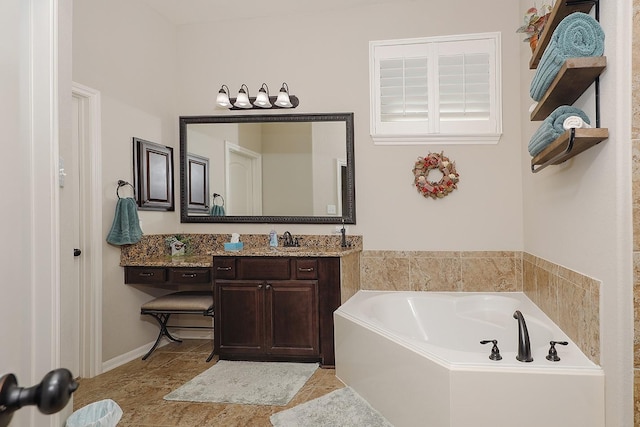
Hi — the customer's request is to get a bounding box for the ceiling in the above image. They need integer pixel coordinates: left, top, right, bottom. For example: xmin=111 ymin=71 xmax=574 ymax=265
xmin=137 ymin=0 xmax=405 ymax=25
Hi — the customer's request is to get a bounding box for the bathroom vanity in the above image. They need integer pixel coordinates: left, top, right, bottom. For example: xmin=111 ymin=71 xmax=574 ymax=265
xmin=121 ymin=234 xmax=362 ymax=368
xmin=213 ymin=256 xmax=340 ymax=366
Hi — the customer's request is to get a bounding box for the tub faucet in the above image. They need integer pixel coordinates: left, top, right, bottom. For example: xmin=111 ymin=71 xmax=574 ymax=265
xmin=513 ymin=310 xmax=533 ymax=362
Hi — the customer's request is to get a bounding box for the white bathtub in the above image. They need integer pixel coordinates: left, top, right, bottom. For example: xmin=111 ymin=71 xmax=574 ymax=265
xmin=334 ymin=291 xmax=604 ymax=427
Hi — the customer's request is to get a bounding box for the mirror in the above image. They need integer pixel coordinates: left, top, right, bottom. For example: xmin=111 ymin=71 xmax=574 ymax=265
xmin=179 ymin=113 xmax=355 ymax=224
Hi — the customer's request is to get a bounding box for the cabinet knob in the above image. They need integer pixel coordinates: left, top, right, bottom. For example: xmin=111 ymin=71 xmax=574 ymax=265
xmin=265 ymin=284 xmax=272 ymax=290
xmin=257 ymin=284 xmax=263 ymax=289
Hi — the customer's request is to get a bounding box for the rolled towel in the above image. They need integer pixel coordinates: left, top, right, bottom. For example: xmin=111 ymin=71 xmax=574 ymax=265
xmin=562 ymin=115 xmax=592 ymax=130
xmin=530 ymin=12 xmax=605 ymax=101
xmin=528 ymin=106 xmax=590 ymax=156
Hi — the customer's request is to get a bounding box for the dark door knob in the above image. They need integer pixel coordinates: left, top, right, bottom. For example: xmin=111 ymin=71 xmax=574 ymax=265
xmin=73 ymin=249 xmax=81 ymax=257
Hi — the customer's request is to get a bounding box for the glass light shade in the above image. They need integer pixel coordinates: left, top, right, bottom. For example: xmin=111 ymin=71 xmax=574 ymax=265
xmin=234 ymin=88 xmax=251 ymax=108
xmin=275 ymin=89 xmax=293 ymax=108
xmin=216 ymin=89 xmax=232 ymax=108
xmin=254 ymin=89 xmax=272 ymax=108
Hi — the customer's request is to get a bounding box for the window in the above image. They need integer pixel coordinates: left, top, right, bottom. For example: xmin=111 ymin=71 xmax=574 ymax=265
xmin=370 ymin=32 xmax=502 ymax=144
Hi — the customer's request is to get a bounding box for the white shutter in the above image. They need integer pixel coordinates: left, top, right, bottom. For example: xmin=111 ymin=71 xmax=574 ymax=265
xmin=370 ymin=33 xmax=502 ymax=144
xmin=379 ymin=57 xmax=429 ymax=123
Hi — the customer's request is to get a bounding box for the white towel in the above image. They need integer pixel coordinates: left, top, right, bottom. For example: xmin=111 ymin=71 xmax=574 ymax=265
xmin=528 ymin=102 xmax=538 ymax=114
xmin=563 ymin=116 xmax=592 ymax=130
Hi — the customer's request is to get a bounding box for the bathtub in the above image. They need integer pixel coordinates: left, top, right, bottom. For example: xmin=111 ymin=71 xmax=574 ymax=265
xmin=334 ymin=291 xmax=604 ymax=427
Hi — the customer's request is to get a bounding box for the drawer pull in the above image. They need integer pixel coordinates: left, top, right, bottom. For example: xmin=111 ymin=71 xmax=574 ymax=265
xmin=139 ymin=272 xmax=154 ymax=277
xmin=298 ymin=267 xmax=314 ymax=272
xmin=216 ymin=266 xmax=232 ymax=271
xmin=181 ymin=273 xmax=197 ymax=278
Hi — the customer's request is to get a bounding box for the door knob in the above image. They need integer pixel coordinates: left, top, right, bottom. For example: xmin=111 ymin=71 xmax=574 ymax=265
xmin=73 ymin=249 xmax=81 ymax=257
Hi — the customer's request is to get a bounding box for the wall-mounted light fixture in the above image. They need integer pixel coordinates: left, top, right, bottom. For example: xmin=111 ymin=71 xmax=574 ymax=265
xmin=215 ymin=82 xmax=299 ymax=110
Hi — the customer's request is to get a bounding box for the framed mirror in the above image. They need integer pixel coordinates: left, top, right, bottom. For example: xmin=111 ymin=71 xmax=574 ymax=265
xmin=179 ymin=113 xmax=355 ymax=224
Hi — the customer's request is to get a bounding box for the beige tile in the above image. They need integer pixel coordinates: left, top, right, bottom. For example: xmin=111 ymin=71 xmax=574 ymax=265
xmin=409 ymin=256 xmax=461 ymax=291
xmin=74 ymin=340 xmax=344 ymax=427
xmin=360 ymin=256 xmax=411 ymax=291
xmin=460 ymin=257 xmax=519 ymax=292
xmin=635 ymin=369 xmax=640 ymax=427
xmin=557 ymin=278 xmax=589 ymax=352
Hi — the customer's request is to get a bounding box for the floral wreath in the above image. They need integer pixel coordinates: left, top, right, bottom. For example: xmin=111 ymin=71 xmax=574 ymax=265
xmin=412 ymin=152 xmax=460 ymax=199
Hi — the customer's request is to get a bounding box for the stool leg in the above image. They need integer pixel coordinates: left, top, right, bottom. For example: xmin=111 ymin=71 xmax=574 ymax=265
xmin=142 ymin=313 xmax=182 ymax=360
xmin=205 ymin=312 xmax=215 ymax=362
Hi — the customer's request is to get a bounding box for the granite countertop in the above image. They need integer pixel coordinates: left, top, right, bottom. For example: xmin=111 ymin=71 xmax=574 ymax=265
xmin=120 ymin=233 xmax=363 ymax=268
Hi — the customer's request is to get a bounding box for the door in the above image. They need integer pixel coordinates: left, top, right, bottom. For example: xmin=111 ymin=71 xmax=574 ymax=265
xmin=225 ymin=142 xmax=262 ymax=215
xmin=266 ymin=281 xmax=319 ymax=356
xmin=217 ymin=281 xmax=264 ymax=354
xmin=58 ymin=97 xmax=83 ymax=376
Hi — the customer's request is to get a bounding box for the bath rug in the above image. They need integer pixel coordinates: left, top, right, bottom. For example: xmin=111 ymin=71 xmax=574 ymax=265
xmin=164 ymin=360 xmax=318 ymax=406
xmin=270 ymin=387 xmax=393 ymax=427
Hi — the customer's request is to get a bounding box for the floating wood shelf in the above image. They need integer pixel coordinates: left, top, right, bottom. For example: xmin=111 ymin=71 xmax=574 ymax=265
xmin=531 ymin=127 xmax=609 ymax=173
xmin=529 ymin=0 xmax=595 ymax=70
xmin=530 ymin=56 xmax=606 ymax=121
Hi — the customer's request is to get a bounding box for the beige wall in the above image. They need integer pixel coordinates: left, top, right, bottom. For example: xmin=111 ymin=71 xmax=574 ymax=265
xmin=633 ymin=0 xmax=640 ymax=424
xmin=174 ymin=0 xmax=525 ymax=250
xmin=73 ymin=0 xmax=180 ymax=360
xmin=519 ymin=0 xmax=633 ymax=424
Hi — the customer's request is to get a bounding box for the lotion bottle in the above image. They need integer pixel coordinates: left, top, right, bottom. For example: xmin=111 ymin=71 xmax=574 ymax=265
xmin=269 ymin=227 xmax=278 ymax=247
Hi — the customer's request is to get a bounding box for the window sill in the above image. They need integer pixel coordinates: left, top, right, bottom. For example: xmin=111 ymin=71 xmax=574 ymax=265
xmin=371 ymin=133 xmax=501 ymax=145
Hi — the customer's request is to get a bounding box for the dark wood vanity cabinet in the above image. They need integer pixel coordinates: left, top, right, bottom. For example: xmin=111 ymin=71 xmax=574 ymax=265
xmin=213 ymin=256 xmax=340 ymax=367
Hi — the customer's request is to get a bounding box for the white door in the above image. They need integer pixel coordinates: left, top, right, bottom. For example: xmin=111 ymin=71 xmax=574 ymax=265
xmin=225 ymin=142 xmax=262 ymax=215
xmin=58 ymin=97 xmax=82 ymax=376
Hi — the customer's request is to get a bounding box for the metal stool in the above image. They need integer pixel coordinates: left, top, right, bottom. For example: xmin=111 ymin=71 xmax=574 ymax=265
xmin=140 ymin=291 xmax=214 ymax=362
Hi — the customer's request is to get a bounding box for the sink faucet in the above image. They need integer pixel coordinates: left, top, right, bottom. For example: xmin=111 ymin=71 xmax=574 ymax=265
xmin=282 ymin=231 xmax=298 ymax=247
xmin=513 ymin=310 xmax=533 ymax=362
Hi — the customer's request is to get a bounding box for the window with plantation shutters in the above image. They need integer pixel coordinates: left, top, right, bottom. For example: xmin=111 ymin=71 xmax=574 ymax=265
xmin=370 ymin=33 xmax=502 ymax=144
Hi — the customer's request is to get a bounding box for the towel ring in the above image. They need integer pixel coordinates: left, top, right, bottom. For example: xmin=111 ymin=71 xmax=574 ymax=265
xmin=117 ymin=180 xmax=135 ymax=199
xmin=212 ymin=193 xmax=225 ymax=207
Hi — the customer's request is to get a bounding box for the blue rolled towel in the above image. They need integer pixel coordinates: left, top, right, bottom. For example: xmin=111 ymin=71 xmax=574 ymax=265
xmin=528 ymin=106 xmax=590 ymax=157
xmin=530 ymin=12 xmax=604 ymax=101
xmin=106 ymin=197 xmax=143 ymax=245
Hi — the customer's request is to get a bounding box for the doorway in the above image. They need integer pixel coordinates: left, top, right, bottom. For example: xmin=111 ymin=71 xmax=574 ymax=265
xmin=60 ymin=83 xmax=103 ymax=378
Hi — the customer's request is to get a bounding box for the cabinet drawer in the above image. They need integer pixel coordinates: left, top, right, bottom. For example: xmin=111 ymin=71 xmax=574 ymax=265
xmin=213 ymin=258 xmax=236 ymax=279
xmin=125 ymin=267 xmax=167 ymax=284
xmin=295 ymin=259 xmax=318 ymax=279
xmin=237 ymin=257 xmax=290 ymax=280
xmin=168 ymin=268 xmax=211 ymax=284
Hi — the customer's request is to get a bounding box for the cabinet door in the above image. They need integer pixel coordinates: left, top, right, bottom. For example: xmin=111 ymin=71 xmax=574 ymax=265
xmin=265 ymin=280 xmax=319 ymax=356
xmin=216 ymin=281 xmax=264 ymax=354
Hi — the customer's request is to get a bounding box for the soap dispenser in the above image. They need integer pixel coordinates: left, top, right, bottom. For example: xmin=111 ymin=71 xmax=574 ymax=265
xmin=269 ymin=227 xmax=278 ymax=247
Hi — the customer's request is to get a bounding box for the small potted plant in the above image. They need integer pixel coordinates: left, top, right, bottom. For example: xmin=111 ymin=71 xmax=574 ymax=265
xmin=516 ymin=3 xmax=553 ymax=53
xmin=165 ymin=235 xmax=190 ymax=256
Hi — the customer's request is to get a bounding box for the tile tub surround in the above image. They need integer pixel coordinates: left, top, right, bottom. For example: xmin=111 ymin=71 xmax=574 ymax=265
xmin=360 ymin=250 xmax=600 ymax=365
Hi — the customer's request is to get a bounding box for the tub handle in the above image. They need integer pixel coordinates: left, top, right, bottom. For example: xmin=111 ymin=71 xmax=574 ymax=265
xmin=480 ymin=339 xmax=502 ymax=361
xmin=546 ymin=340 xmax=568 ymax=362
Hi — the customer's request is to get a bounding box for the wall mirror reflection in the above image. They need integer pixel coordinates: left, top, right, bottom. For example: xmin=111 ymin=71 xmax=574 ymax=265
xmin=179 ymin=113 xmax=355 ymax=224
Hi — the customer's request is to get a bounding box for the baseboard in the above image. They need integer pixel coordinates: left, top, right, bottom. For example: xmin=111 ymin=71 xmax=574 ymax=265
xmin=101 ymin=332 xmax=211 ymax=373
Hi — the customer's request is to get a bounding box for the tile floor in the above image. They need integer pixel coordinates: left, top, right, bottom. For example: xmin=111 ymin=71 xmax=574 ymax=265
xmin=72 ymin=340 xmax=345 ymax=426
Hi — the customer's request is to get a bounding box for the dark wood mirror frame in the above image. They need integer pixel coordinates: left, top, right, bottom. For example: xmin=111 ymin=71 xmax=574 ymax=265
xmin=133 ymin=137 xmax=174 ymax=211
xmin=179 ymin=113 xmax=356 ymax=224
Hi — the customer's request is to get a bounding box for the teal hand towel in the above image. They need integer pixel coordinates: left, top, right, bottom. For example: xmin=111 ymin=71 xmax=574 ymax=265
xmin=106 ymin=197 xmax=143 ymax=245
xmin=530 ymin=12 xmax=604 ymax=101
xmin=528 ymin=106 xmax=590 ymax=157
xmin=210 ymin=205 xmax=225 ymax=216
